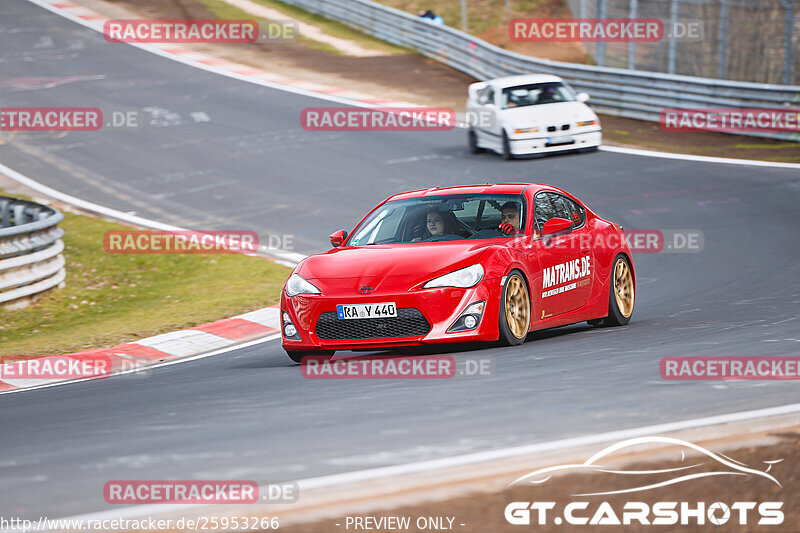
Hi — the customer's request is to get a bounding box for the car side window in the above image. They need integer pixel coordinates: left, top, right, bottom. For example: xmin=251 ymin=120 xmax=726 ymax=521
xmin=478 ymin=86 xmax=495 ymax=106
xmin=560 ymin=195 xmax=586 ymax=227
xmin=533 ymin=192 xmax=558 ymax=232
xmin=549 ymin=193 xmax=585 ymax=228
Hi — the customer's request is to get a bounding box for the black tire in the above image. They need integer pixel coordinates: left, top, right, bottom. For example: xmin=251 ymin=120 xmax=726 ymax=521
xmin=501 ymin=130 xmax=513 ymax=160
xmin=498 ymin=270 xmax=530 ymax=346
xmin=286 ymin=350 xmax=334 ymax=364
xmin=468 ymin=128 xmax=483 ymax=154
xmin=588 ymin=254 xmax=634 ymax=327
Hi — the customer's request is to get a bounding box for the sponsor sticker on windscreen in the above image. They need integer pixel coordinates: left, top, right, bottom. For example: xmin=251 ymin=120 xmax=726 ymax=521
xmin=336 ymin=303 xmax=397 ymax=319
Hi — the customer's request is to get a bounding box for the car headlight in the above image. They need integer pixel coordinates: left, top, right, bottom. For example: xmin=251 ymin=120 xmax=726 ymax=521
xmin=577 ymin=120 xmax=598 ymax=127
xmin=285 ymin=273 xmax=321 ymax=297
xmin=424 ymin=264 xmax=484 ymax=289
xmin=514 ymin=126 xmax=539 ymax=134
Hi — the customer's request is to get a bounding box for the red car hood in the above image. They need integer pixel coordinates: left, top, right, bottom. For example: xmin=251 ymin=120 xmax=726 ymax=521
xmin=297 ymin=241 xmax=494 ymax=280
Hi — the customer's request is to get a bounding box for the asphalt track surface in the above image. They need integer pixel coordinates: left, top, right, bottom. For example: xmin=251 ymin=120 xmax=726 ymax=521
xmin=2 ymin=0 xmax=800 ymax=520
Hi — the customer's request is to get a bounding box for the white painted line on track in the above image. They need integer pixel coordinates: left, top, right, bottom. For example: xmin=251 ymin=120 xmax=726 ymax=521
xmin=600 ymin=145 xmax=800 ymax=169
xmin=290 ymin=401 xmax=800 ymax=489
xmin=32 ymin=401 xmax=800 ymax=528
xmin=0 ymin=161 xmax=306 ymax=265
xmin=0 ymin=334 xmax=281 ymax=396
xmin=24 ymin=0 xmax=800 ymax=170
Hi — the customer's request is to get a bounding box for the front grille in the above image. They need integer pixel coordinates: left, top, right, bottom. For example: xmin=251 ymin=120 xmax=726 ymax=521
xmin=315 ymin=308 xmax=431 ymax=340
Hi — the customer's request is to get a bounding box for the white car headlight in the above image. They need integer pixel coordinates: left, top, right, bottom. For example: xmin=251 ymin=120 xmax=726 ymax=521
xmin=514 ymin=126 xmax=539 ymax=134
xmin=285 ymin=273 xmax=321 ymax=297
xmin=424 ymin=264 xmax=484 ymax=289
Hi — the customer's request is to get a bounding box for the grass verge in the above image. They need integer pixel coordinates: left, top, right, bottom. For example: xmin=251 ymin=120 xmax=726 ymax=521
xmin=0 ymin=207 xmax=290 ymax=356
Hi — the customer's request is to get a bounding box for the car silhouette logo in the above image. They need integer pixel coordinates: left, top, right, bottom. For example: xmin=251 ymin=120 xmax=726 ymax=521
xmin=359 ymin=286 xmax=373 ymax=294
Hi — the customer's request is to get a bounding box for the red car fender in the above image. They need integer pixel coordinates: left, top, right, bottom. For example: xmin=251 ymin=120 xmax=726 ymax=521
xmin=475 ymin=243 xmax=534 ymax=323
xmin=587 ymin=220 xmax=635 ymax=315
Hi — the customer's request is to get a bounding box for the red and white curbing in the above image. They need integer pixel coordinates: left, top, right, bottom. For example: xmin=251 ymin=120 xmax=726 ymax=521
xmin=36 ymin=0 xmax=419 ymax=108
xmin=0 ymin=306 xmax=280 ymax=392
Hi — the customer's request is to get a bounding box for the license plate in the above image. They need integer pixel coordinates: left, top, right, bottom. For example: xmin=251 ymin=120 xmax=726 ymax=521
xmin=546 ymin=136 xmax=574 ymax=146
xmin=336 ymin=302 xmax=397 ymax=319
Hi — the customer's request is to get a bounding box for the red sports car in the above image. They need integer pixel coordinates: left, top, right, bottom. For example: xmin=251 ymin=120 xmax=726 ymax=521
xmin=280 ymin=183 xmax=635 ymax=363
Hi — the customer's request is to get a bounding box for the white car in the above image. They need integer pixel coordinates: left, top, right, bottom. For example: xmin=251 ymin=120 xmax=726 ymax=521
xmin=466 ymin=74 xmax=602 ymax=159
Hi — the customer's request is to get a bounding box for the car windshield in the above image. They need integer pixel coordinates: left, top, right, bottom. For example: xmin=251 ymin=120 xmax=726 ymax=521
xmin=348 ymin=194 xmax=526 ymax=246
xmin=501 ymin=82 xmax=575 ymax=109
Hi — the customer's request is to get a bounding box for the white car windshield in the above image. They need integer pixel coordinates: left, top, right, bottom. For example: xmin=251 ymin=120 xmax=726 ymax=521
xmin=348 ymin=194 xmax=526 ymax=246
xmin=502 ymin=82 xmax=575 ymax=110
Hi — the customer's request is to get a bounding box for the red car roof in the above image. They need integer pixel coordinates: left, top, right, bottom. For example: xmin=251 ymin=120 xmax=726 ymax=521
xmin=388 ymin=183 xmax=548 ymax=201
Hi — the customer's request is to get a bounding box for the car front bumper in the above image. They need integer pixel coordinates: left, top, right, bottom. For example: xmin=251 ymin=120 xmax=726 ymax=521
xmin=280 ymin=277 xmax=503 ymax=352
xmin=509 ymin=129 xmax=601 ymax=155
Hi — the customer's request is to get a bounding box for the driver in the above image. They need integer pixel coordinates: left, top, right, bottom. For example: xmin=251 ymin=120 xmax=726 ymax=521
xmin=499 ymin=202 xmax=521 ymax=234
xmin=498 ymin=202 xmax=540 ymax=239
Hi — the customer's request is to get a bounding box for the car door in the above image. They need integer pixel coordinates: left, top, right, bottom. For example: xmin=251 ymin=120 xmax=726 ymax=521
xmin=529 ymin=192 xmax=592 ymax=318
xmin=550 ymin=193 xmax=593 ymax=306
xmin=474 ymin=85 xmax=499 ymax=151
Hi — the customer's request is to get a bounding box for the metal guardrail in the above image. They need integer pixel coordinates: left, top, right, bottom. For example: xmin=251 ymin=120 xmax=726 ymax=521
xmin=278 ymin=0 xmax=800 ymax=141
xmin=0 ymin=196 xmax=66 ymax=308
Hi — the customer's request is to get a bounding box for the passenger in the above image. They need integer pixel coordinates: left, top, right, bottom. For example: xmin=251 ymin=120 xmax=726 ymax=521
xmin=415 ymin=208 xmax=456 ymax=240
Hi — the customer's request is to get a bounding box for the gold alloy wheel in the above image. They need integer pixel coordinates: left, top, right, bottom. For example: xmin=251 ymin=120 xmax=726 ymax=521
xmin=504 ymin=274 xmax=530 ymax=339
xmin=613 ymin=258 xmax=635 ymax=318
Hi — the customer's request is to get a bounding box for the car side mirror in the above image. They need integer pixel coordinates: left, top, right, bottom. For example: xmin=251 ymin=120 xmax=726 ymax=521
xmin=330 ymin=229 xmax=347 ymax=247
xmin=576 ymin=92 xmax=590 ymax=103
xmin=542 ymin=217 xmax=573 ymax=235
